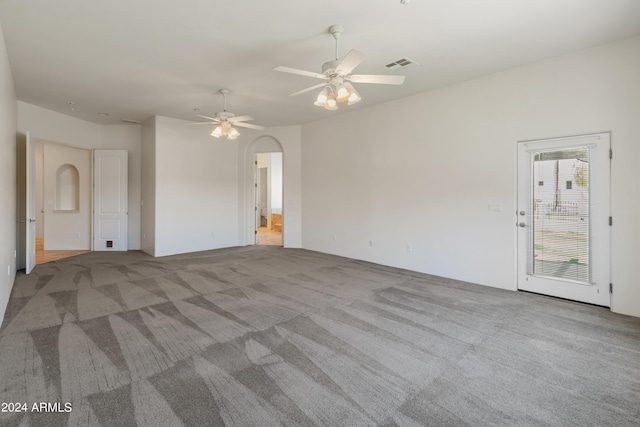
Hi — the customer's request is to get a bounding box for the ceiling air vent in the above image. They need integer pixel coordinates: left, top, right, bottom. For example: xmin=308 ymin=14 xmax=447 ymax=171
xmin=385 ymin=58 xmax=418 ymax=70
xmin=121 ymin=119 xmax=140 ymax=124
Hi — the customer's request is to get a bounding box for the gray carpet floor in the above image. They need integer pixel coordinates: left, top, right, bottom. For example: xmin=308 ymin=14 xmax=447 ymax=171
xmin=1 ymin=246 xmax=639 ymax=426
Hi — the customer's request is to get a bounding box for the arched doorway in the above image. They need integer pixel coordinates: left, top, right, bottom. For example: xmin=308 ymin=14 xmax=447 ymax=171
xmin=244 ymin=136 xmax=284 ymax=246
xmin=255 ymin=152 xmax=283 ymax=246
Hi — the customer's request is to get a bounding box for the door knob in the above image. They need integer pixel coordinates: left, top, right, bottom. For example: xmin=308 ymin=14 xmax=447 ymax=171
xmin=519 ymin=222 xmax=526 ymax=227
xmin=519 ymin=211 xmax=526 ymax=216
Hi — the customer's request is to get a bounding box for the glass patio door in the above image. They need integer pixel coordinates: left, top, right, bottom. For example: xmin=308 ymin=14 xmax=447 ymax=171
xmin=517 ymin=133 xmax=610 ymax=306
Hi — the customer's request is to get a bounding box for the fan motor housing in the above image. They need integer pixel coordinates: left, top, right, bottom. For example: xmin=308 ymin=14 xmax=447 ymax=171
xmin=216 ymin=111 xmax=235 ymax=119
xmin=322 ymin=60 xmax=341 ymax=77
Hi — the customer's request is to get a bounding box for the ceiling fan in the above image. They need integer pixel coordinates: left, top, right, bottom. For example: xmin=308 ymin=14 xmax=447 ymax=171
xmin=191 ymin=89 xmax=265 ymax=139
xmin=273 ymin=25 xmax=405 ymax=110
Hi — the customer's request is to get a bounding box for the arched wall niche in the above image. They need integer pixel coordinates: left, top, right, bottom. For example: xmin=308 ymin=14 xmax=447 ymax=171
xmin=55 ymin=163 xmax=80 ymax=211
xmin=248 ymin=135 xmax=283 ymax=154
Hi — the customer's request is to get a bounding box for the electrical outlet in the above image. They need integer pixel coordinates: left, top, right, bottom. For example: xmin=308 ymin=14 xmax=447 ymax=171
xmin=76 ymin=232 xmax=81 ymax=238
xmin=407 ymin=244 xmax=413 ymax=253
xmin=369 ymin=240 xmax=374 ymax=248
xmin=332 ymin=234 xmax=337 ymax=241
xmin=488 ymin=203 xmax=502 ymax=212
xmin=7 ymin=265 xmax=10 ymax=276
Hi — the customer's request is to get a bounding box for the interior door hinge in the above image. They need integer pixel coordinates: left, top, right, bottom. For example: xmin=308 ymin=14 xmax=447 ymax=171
xmin=254 ymin=230 xmax=257 ymax=235
xmin=609 ymin=283 xmax=613 ymax=294
xmin=609 ymin=149 xmax=613 ymax=159
xmin=609 ymin=216 xmax=613 ymax=226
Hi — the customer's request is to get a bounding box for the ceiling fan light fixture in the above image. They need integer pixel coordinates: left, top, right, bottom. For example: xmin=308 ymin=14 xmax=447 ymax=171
xmin=325 ymin=96 xmax=338 ymax=111
xmin=228 ymin=127 xmax=240 ymax=139
xmin=275 ymin=25 xmax=405 ymax=112
xmin=318 ymin=82 xmax=360 ymax=109
xmin=211 ymin=125 xmax=223 ymax=138
xmin=211 ymin=121 xmax=240 ymax=140
xmin=314 ymin=88 xmax=329 ymax=107
xmin=335 ymin=84 xmax=350 ymax=102
xmin=346 ymin=84 xmax=362 ymax=105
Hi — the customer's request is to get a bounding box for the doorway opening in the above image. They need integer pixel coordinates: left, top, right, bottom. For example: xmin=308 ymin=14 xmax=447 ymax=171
xmin=19 ymin=137 xmax=128 ymax=271
xmin=34 ymin=141 xmax=92 ymax=263
xmin=35 ymin=239 xmax=90 ymax=264
xmin=255 ymin=152 xmax=283 ymax=246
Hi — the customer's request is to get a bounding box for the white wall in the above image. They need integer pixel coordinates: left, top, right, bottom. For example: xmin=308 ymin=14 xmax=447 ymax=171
xmin=0 ymin=22 xmax=17 ymax=323
xmin=42 ymin=143 xmax=91 ymax=249
xmin=142 ymin=119 xmax=302 ymax=256
xmin=140 ymin=117 xmax=156 ymax=256
xmin=238 ymin=126 xmax=302 ymax=248
xmin=256 ymin=153 xmax=270 ymax=168
xmin=152 ymin=116 xmax=239 ymax=257
xmin=17 ymin=102 xmax=142 ymax=249
xmin=256 ymin=153 xmax=271 ymax=221
xmin=301 ymin=35 xmax=640 ymax=317
xmin=270 ymin=152 xmax=283 ymax=213
xmin=35 ymin=141 xmax=44 ymax=238
xmin=256 ymin=152 xmax=283 ymax=216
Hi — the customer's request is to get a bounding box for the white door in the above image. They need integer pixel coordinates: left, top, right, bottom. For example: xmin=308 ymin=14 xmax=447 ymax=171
xmin=94 ymin=150 xmax=128 ymax=251
xmin=517 ymin=133 xmax=610 ymax=306
xmin=25 ymin=132 xmax=36 ymax=273
xmin=254 ymin=159 xmax=260 ymax=242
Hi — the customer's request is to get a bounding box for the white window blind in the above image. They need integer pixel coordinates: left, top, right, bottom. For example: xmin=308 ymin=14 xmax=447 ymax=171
xmin=529 ymin=148 xmax=590 ymax=283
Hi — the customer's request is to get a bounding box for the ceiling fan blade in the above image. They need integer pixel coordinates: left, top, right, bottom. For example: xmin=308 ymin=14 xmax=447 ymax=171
xmin=289 ymin=82 xmax=327 ymax=97
xmin=273 ymin=66 xmax=328 ymax=80
xmin=228 ymin=115 xmax=254 ymax=123
xmin=188 ymin=121 xmax=216 ymax=125
xmin=196 ymin=114 xmax=220 ymax=122
xmin=348 ymin=74 xmax=405 ymax=85
xmin=233 ymin=122 xmax=265 ymax=130
xmin=335 ymin=49 xmax=365 ymax=75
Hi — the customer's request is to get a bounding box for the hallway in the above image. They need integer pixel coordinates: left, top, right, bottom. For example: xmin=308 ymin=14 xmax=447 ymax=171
xmin=256 ymin=227 xmax=283 ymax=246
xmin=36 ymin=238 xmax=90 ymax=264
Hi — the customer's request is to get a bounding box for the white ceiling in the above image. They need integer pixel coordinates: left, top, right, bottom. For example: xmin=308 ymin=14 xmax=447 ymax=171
xmin=1 ymin=0 xmax=639 ymax=127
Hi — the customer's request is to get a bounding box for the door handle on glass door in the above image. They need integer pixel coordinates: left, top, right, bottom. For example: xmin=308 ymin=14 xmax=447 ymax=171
xmin=518 ymin=222 xmax=526 ymax=227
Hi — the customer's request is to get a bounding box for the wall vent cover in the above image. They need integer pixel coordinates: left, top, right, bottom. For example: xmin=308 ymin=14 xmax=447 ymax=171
xmin=385 ymin=58 xmax=418 ymax=69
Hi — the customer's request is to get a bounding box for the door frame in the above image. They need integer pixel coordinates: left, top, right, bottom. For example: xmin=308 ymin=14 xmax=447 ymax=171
xmin=93 ymin=149 xmax=128 ymax=251
xmin=255 ymin=163 xmax=269 ymax=230
xmin=18 ymin=139 xmax=132 ymax=269
xmin=16 ymin=131 xmax=36 ymax=273
xmin=243 ymin=136 xmax=284 ymax=246
xmin=254 ymin=152 xmax=283 ymax=245
xmin=516 ymin=132 xmax=611 ymax=306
